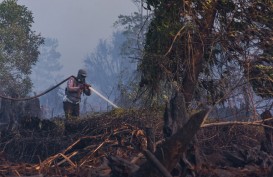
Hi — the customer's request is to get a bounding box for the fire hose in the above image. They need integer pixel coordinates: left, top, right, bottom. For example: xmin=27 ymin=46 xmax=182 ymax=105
xmin=0 ymin=75 xmax=119 ymax=108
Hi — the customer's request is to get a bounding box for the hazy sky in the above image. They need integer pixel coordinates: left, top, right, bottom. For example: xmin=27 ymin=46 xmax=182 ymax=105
xmin=16 ymin=0 xmax=138 ymax=77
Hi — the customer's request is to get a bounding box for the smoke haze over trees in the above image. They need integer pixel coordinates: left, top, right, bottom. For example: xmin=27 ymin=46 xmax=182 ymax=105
xmin=30 ymin=38 xmax=64 ymax=118
xmin=83 ymin=31 xmax=136 ymax=111
xmin=1 ymin=0 xmax=271 ymax=119
xmin=31 ymin=38 xmax=63 ymax=92
xmin=0 ymin=0 xmax=273 ymax=176
xmin=0 ymin=0 xmax=271 ymax=118
xmin=83 ymin=4 xmax=152 ymax=110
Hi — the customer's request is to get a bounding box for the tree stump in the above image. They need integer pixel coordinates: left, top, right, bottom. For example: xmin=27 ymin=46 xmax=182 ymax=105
xmin=131 ymin=109 xmax=209 ymax=177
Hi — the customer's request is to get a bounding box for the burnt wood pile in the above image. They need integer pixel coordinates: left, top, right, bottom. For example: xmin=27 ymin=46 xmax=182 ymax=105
xmin=0 ymin=108 xmax=272 ymax=177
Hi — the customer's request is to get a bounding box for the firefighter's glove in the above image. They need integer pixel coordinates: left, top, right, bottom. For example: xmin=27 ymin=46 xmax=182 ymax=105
xmin=79 ymin=84 xmax=85 ymax=90
xmin=84 ymin=83 xmax=91 ymax=89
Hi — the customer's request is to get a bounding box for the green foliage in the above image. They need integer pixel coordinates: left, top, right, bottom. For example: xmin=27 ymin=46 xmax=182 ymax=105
xmin=249 ymin=64 xmax=273 ymax=98
xmin=139 ymin=0 xmax=273 ymax=104
xmin=0 ymin=0 xmax=44 ymax=96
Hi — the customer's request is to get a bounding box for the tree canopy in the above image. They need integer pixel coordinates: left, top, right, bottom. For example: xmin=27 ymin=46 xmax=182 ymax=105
xmin=0 ymin=0 xmax=44 ymax=96
xmin=139 ymin=0 xmax=273 ymax=106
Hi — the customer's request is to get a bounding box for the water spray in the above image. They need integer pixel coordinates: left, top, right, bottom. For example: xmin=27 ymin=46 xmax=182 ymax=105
xmin=89 ymin=86 xmax=119 ymax=108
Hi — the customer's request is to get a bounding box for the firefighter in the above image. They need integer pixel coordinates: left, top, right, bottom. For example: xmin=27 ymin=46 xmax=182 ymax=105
xmin=63 ymin=69 xmax=91 ymax=119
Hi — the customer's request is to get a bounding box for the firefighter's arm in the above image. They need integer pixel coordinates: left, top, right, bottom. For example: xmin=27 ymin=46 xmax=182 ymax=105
xmin=67 ymin=77 xmax=80 ymax=92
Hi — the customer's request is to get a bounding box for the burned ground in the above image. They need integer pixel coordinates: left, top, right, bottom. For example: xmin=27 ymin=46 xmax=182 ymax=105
xmin=0 ymin=108 xmax=272 ymax=177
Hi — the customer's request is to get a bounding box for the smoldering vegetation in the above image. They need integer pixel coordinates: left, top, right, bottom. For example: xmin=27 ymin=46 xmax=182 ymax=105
xmin=0 ymin=104 xmax=273 ymax=176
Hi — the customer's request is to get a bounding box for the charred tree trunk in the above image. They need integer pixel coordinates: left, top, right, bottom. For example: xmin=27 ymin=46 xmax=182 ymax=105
xmin=145 ymin=127 xmax=156 ymax=153
xmin=24 ymin=97 xmax=41 ymax=118
xmin=163 ymin=91 xmax=204 ymax=176
xmin=131 ymin=109 xmax=209 ymax=177
xmin=261 ymin=110 xmax=273 ymax=154
xmin=0 ymin=98 xmax=11 ymax=124
xmin=163 ymin=91 xmax=189 ymax=138
xmin=0 ymin=98 xmax=24 ymax=132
